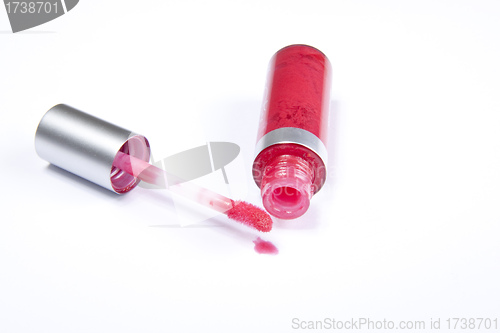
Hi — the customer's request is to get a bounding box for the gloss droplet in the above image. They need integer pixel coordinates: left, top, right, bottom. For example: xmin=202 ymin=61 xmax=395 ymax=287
xmin=253 ymin=237 xmax=279 ymax=255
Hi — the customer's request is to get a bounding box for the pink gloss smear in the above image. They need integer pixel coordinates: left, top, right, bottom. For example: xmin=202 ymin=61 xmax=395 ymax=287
xmin=253 ymin=45 xmax=332 ymax=219
xmin=253 ymin=237 xmax=279 ymax=255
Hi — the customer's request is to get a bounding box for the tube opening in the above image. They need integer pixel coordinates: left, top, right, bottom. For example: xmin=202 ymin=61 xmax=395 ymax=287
xmin=260 ymin=155 xmax=313 ymax=219
xmin=272 ymin=187 xmax=301 ymax=208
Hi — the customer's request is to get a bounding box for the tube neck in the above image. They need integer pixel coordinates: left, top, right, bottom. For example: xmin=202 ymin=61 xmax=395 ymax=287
xmin=260 ymin=154 xmax=314 ymax=219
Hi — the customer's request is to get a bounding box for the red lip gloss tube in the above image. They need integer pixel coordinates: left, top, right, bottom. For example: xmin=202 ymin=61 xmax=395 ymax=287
xmin=252 ymin=45 xmax=332 ymax=219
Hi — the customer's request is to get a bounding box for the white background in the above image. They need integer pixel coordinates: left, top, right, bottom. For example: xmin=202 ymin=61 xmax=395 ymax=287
xmin=1 ymin=1 xmax=499 ymax=332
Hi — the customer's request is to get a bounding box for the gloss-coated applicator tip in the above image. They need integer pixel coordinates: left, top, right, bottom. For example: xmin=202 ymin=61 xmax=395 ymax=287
xmin=225 ymin=200 xmax=273 ymax=232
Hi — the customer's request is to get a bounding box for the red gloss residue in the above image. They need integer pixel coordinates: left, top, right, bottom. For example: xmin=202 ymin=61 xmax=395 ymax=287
xmin=253 ymin=237 xmax=279 ymax=255
xmin=111 ymin=137 xmax=150 ymax=193
xmin=225 ymin=200 xmax=273 ymax=232
xmin=258 ymin=44 xmax=332 ymax=142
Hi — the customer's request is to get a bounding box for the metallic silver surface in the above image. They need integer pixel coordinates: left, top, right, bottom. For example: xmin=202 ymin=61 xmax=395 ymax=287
xmin=35 ymin=104 xmax=149 ymax=194
xmin=254 ymin=127 xmax=328 ymax=165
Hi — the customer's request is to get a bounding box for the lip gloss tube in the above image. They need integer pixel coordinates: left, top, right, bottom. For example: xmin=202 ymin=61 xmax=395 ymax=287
xmin=253 ymin=45 xmax=332 ymax=219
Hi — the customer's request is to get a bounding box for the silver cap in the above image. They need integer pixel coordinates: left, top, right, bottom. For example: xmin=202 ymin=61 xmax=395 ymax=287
xmin=35 ymin=104 xmax=150 ymax=194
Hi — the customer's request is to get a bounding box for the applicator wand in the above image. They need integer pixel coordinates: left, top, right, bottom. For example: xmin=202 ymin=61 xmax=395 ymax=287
xmin=35 ymin=104 xmax=272 ymax=232
xmin=112 ymin=151 xmax=272 ymax=232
